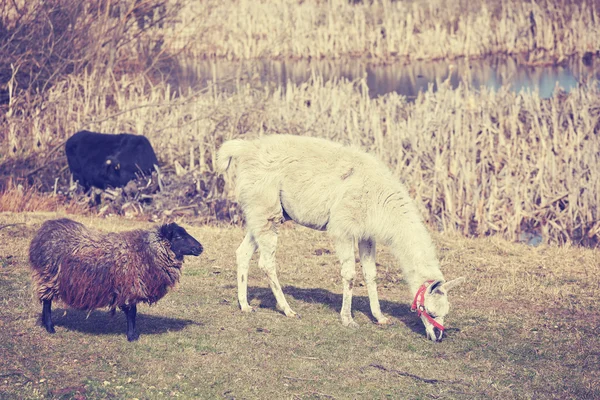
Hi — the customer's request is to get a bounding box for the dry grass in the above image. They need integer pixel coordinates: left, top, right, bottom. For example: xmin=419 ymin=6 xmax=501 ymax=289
xmin=174 ymin=0 xmax=600 ymax=63
xmin=1 ymin=1 xmax=599 ymax=246
xmin=6 ymin=0 xmax=594 ymax=67
xmin=0 ymin=182 xmax=88 ymax=215
xmin=0 ymin=212 xmax=598 ymax=399
xmin=0 ymin=0 xmax=181 ymax=96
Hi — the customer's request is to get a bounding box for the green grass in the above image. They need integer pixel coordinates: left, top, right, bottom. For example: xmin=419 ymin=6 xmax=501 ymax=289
xmin=1 ymin=212 xmax=599 ymax=399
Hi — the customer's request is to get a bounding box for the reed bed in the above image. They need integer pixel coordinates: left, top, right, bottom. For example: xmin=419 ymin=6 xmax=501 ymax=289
xmin=174 ymin=0 xmax=600 ymax=63
xmin=2 ymin=68 xmax=598 ymax=246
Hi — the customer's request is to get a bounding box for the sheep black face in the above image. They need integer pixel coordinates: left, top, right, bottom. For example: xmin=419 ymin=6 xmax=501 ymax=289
xmin=160 ymin=223 xmax=203 ymax=260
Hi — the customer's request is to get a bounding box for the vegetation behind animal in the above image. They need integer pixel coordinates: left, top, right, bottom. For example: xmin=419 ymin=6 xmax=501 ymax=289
xmin=1 ymin=0 xmax=599 ymax=246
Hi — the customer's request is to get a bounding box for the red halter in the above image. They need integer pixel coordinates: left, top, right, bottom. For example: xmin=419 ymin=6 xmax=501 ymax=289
xmin=410 ymin=280 xmax=445 ymax=331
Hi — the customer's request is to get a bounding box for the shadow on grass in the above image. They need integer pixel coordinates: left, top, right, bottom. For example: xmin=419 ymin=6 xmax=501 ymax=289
xmin=47 ymin=308 xmax=201 ymax=337
xmin=248 ymin=285 xmax=428 ymax=336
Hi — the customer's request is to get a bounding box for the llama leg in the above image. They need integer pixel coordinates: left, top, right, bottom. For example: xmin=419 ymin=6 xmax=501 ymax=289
xmin=359 ymin=239 xmax=390 ymax=325
xmin=335 ymin=239 xmax=358 ymax=328
xmin=42 ymin=299 xmax=55 ymax=334
xmin=236 ymin=232 xmax=258 ymax=312
xmin=121 ymin=304 xmax=139 ymax=342
xmin=256 ymin=231 xmax=297 ymax=317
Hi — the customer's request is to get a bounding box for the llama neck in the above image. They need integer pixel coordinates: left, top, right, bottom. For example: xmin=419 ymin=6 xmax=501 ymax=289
xmin=373 ymin=194 xmax=445 ymax=296
xmin=389 ymin=224 xmax=445 ymax=296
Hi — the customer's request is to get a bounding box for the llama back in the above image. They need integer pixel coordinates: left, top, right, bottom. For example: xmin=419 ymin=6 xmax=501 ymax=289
xmin=218 ymin=135 xmax=413 ymax=237
xmin=216 ymin=139 xmax=259 ymax=172
xmin=220 ymin=135 xmax=396 ymax=182
xmin=217 ymin=136 xmax=357 ymax=220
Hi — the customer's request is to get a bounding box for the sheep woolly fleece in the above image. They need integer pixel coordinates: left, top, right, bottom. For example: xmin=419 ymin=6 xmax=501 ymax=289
xmin=29 ymin=218 xmax=183 ymax=311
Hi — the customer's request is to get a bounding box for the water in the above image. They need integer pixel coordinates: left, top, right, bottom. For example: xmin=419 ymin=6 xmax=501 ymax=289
xmin=172 ymin=54 xmax=599 ymax=99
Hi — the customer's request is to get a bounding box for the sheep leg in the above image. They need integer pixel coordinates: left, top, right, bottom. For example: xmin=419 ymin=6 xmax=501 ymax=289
xmin=236 ymin=232 xmax=258 ymax=313
xmin=359 ymin=239 xmax=390 ymax=325
xmin=335 ymin=239 xmax=359 ymax=328
xmin=42 ymin=299 xmax=55 ymax=334
xmin=256 ymin=231 xmax=297 ymax=318
xmin=121 ymin=304 xmax=139 ymax=342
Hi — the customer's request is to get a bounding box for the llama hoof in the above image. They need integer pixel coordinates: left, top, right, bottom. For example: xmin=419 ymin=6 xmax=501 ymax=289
xmin=127 ymin=332 xmax=140 ymax=342
xmin=343 ymin=319 xmax=360 ymax=329
xmin=376 ymin=317 xmax=392 ymax=325
xmin=45 ymin=324 xmax=56 ymax=334
xmin=240 ymin=305 xmax=255 ymax=313
xmin=283 ymin=309 xmax=299 ymax=318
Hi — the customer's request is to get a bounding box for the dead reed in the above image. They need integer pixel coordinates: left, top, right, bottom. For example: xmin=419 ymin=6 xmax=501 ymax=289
xmin=1 ymin=67 xmax=598 ymax=246
xmin=0 ymin=0 xmax=181 ymax=116
xmin=1 ymin=0 xmax=598 ymax=245
xmin=174 ymin=0 xmax=600 ymax=63
xmin=0 ymin=181 xmax=88 ymax=214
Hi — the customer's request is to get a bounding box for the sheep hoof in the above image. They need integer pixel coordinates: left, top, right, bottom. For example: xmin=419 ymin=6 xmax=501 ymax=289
xmin=376 ymin=317 xmax=392 ymax=325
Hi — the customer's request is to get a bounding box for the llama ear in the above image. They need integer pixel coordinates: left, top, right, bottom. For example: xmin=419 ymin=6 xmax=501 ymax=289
xmin=441 ymin=277 xmax=465 ymax=292
xmin=428 ymin=280 xmax=444 ymax=295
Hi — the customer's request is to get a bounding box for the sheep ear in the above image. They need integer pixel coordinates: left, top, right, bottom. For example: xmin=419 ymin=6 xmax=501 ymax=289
xmin=441 ymin=277 xmax=465 ymax=292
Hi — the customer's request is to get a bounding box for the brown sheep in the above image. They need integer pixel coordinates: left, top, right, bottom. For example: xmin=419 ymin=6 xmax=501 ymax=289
xmin=29 ymin=218 xmax=203 ymax=341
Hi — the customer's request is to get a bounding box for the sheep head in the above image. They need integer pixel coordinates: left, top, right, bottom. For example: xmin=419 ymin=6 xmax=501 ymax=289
xmin=159 ymin=223 xmax=203 ymax=260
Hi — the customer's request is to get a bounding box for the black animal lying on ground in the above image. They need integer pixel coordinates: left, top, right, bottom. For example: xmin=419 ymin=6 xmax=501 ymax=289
xmin=65 ymin=130 xmax=159 ymax=190
xmin=29 ymin=218 xmax=203 ymax=341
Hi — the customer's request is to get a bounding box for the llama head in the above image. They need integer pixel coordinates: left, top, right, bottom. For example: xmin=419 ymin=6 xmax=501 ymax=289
xmin=159 ymin=223 xmax=203 ymax=260
xmin=419 ymin=277 xmax=465 ymax=342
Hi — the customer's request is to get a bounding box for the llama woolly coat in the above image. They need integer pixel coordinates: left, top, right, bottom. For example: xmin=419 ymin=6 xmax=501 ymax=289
xmin=218 ymin=135 xmax=464 ymax=341
xmin=218 ymin=134 xmax=441 ymax=288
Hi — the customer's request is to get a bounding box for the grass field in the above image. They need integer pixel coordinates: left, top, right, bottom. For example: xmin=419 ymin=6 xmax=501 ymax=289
xmin=1 ymin=212 xmax=598 ymax=399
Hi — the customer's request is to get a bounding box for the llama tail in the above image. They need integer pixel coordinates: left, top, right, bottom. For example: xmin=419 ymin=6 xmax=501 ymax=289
xmin=216 ymin=139 xmax=251 ymax=172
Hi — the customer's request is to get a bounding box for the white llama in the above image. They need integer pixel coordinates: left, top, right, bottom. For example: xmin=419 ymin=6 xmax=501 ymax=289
xmin=217 ymin=134 xmax=464 ymax=341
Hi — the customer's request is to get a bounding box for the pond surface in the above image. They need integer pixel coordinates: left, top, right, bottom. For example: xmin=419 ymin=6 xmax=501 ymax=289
xmin=173 ymin=54 xmax=600 ymax=99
